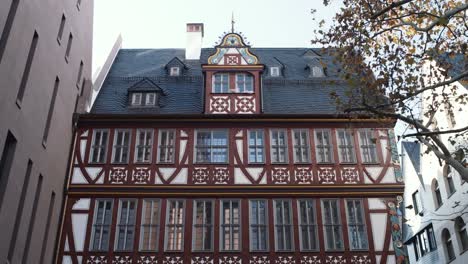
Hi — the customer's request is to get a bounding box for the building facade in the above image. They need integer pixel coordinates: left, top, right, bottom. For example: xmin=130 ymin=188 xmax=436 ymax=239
xmin=403 ymin=57 xmax=468 ymax=264
xmin=57 ymin=25 xmax=406 ymax=264
xmin=0 ymin=0 xmax=93 ymax=263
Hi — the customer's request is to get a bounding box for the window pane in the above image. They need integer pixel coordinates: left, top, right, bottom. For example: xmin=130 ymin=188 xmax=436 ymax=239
xmin=250 ymin=200 xmax=268 ymax=251
xmin=91 ymin=200 xmax=113 ymax=251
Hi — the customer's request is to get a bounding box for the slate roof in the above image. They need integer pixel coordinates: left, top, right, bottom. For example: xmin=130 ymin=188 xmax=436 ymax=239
xmin=91 ymin=48 xmax=360 ymax=115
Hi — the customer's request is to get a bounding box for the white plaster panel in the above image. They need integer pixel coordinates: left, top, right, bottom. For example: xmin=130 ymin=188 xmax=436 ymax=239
xmin=236 ymin=130 xmax=243 ymax=137
xmin=381 ymin=139 xmax=388 ymax=162
xmin=77 ymin=256 xmax=82 ymax=264
xmin=172 ymin=168 xmax=187 ymax=184
xmin=71 ymin=213 xmax=89 ymax=252
xmin=370 ymin=213 xmax=387 ymax=251
xmin=226 ymin=48 xmax=238 ymax=54
xmin=79 ymin=139 xmax=87 ymax=161
xmin=155 ymin=174 xmax=163 ymax=184
xmin=246 ymin=167 xmax=263 ymax=181
xmin=81 ymin=130 xmax=89 ymax=137
xmin=375 ymin=255 xmax=381 ymax=264
xmin=380 ymin=167 xmax=396 ymax=183
xmin=180 ymin=130 xmax=188 ymax=137
xmin=234 ymin=168 xmax=250 ymax=184
xmin=62 ymin=256 xmax=72 ymax=264
xmin=179 ymin=140 xmax=187 ymax=163
xmin=85 ymin=167 xmax=102 ymax=181
xmin=236 ymin=140 xmax=243 ymax=163
xmin=365 ymin=167 xmax=382 ymax=183
xmin=160 ymin=168 xmax=176 ymax=181
xmin=74 ymin=156 xmax=78 ymax=165
xmin=389 ymin=239 xmax=394 ymax=251
xmin=64 ymin=237 xmax=70 ymax=251
xmin=386 ymin=255 xmax=396 ymax=264
xmin=368 ymin=198 xmax=387 ymax=210
xmin=71 ymin=168 xmax=87 ymax=184
xmin=72 ymin=198 xmax=91 ymax=210
xmin=260 ymin=175 xmax=267 ymax=184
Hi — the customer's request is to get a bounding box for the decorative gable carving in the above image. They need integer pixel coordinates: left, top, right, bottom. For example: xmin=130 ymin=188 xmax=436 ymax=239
xmin=207 ymin=33 xmax=259 ymax=65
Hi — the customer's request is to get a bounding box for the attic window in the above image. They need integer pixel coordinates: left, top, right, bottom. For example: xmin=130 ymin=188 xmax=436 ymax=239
xmin=131 ymin=92 xmax=158 ymax=107
xmin=270 ymin=67 xmax=280 ymax=77
xmin=131 ymin=93 xmax=142 ymax=105
xmin=170 ymin=67 xmax=180 ymax=76
xmin=145 ymin=93 xmax=156 ymax=106
xmin=312 ymin=66 xmax=325 ymax=77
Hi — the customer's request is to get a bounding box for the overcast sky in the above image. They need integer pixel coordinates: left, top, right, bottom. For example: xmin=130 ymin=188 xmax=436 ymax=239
xmin=92 ymin=0 xmax=342 ymax=73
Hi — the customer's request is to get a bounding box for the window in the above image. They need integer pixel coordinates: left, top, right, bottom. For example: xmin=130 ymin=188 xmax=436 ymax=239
xmin=115 ymin=200 xmax=137 ymax=251
xmin=158 ymin=130 xmax=175 ymax=163
xmin=193 ymin=200 xmax=214 ymax=251
xmin=65 ymin=33 xmax=73 ymax=61
xmin=76 ymin=61 xmax=84 ymax=88
xmin=274 ymin=200 xmax=294 ymax=251
xmin=248 ymin=130 xmax=264 ymax=163
xmin=298 ymin=199 xmax=318 ymax=251
xmin=455 ymin=217 xmax=468 ymax=253
xmin=444 ymin=166 xmax=456 ymax=196
xmin=112 ymin=130 xmax=130 ymax=163
xmin=140 ymin=199 xmax=160 ymax=251
xmin=442 ymin=229 xmax=456 ymax=262
xmin=16 ymin=31 xmax=39 ymax=104
xmin=293 ymin=129 xmax=310 ymax=163
xmin=165 ymin=200 xmax=185 ymax=251
xmin=0 ymin=131 xmax=17 ymax=209
xmin=195 ymin=130 xmax=228 ymax=163
xmin=312 ymin=66 xmax=324 ymax=77
xmin=235 ymin=73 xmax=253 ymax=93
xmin=315 ymin=130 xmax=333 ymax=163
xmin=412 ymin=225 xmax=437 ymax=260
xmin=337 ymin=130 xmax=356 ymax=163
xmin=90 ymin=129 xmax=109 ymax=163
xmin=359 ymin=130 xmax=378 ymax=163
xmin=90 ymin=199 xmax=113 ymax=251
xmin=434 ymin=180 xmax=443 ymax=209
xmin=270 ymin=130 xmax=288 ymax=163
xmin=249 ymin=200 xmax=268 ymax=251
xmin=213 ymin=73 xmax=229 ymax=93
xmin=322 ymin=199 xmax=344 ymax=250
xmin=145 ymin=93 xmax=156 ymax=106
xmin=57 ymin=14 xmax=66 ymax=43
xmin=346 ymin=199 xmax=368 ymax=250
xmin=270 ymin=67 xmax=280 ymax=77
xmin=131 ymin=93 xmax=142 ymax=106
xmin=220 ymin=200 xmax=241 ymax=251
xmin=42 ymin=77 xmax=60 ymax=145
xmin=412 ymin=190 xmax=423 ymax=215
xmin=170 ymin=67 xmax=180 ymax=76
xmin=135 ymin=129 xmax=153 ymax=163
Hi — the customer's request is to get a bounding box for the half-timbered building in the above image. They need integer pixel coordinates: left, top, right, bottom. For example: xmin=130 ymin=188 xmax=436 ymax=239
xmin=56 ymin=24 xmax=407 ymax=264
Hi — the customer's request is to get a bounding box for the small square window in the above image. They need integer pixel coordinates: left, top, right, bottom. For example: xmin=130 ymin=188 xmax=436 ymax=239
xmin=131 ymin=93 xmax=142 ymax=106
xmin=170 ymin=67 xmax=180 ymax=76
xmin=145 ymin=93 xmax=156 ymax=106
xmin=270 ymin=67 xmax=280 ymax=77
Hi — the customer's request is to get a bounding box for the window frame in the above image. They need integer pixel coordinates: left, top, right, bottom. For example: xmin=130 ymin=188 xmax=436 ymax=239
xmin=321 ymin=199 xmax=344 ymax=251
xmin=170 ymin=67 xmax=180 ymax=76
xmin=314 ymin=129 xmax=334 ymax=163
xmin=212 ymin=73 xmax=230 ymax=93
xmin=248 ymin=129 xmax=265 ymax=164
xmin=297 ymin=199 xmax=319 ymax=252
xmin=455 ymin=217 xmax=468 ymax=253
xmin=139 ymin=199 xmax=161 ymax=252
xmin=345 ymin=199 xmax=369 ymax=251
xmin=220 ymin=199 xmax=242 ymax=252
xmin=235 ymin=73 xmax=254 ymax=93
xmin=90 ymin=199 xmax=113 ymax=252
xmin=270 ymin=129 xmax=288 ymax=164
xmin=413 ymin=224 xmax=437 ymax=260
xmin=434 ymin=180 xmax=443 ymax=209
xmin=273 ymin=199 xmax=294 ymax=251
xmin=192 ymin=199 xmax=214 ymax=252
xmin=336 ymin=129 xmax=357 ymax=164
xmin=157 ymin=129 xmax=176 ymax=164
xmin=89 ymin=129 xmax=109 ymax=164
xmin=194 ymin=129 xmax=229 ymax=164
xmin=358 ymin=129 xmax=379 ymax=164
xmin=114 ymin=199 xmax=137 ymax=251
xmin=412 ymin=190 xmax=422 ymax=215
xmin=249 ymin=199 xmax=269 ymax=252
xmin=131 ymin=93 xmax=142 ymax=106
xmin=270 ymin=67 xmax=280 ymax=77
xmin=134 ymin=129 xmax=154 ymax=163
xmin=293 ymin=129 xmax=311 ymax=163
xmin=145 ymin=93 xmax=157 ymax=106
xmin=442 ymin=228 xmax=456 ymax=262
xmin=164 ymin=199 xmax=186 ymax=252
xmin=112 ymin=129 xmax=131 ymax=164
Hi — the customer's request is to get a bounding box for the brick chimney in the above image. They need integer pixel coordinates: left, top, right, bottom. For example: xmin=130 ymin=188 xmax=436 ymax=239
xmin=185 ymin=23 xmax=204 ymax=60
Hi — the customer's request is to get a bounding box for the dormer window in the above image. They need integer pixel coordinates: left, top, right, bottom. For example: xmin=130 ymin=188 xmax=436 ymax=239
xmin=213 ymin=73 xmax=230 ymax=93
xmin=212 ymin=72 xmax=254 ymax=93
xmin=170 ymin=67 xmax=180 ymax=76
xmin=145 ymin=93 xmax=156 ymax=106
xmin=312 ymin=66 xmax=325 ymax=77
xmin=235 ymin=73 xmax=253 ymax=93
xmin=130 ymin=92 xmax=158 ymax=107
xmin=131 ymin=93 xmax=142 ymax=106
xmin=270 ymin=67 xmax=280 ymax=77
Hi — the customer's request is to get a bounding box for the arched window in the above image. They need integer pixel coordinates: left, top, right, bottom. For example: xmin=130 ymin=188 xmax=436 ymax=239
xmin=433 ymin=180 xmax=443 ymax=209
xmin=444 ymin=164 xmax=456 ymax=196
xmin=442 ymin=228 xmax=456 ymax=262
xmin=235 ymin=73 xmax=253 ymax=93
xmin=455 ymin=217 xmax=468 ymax=253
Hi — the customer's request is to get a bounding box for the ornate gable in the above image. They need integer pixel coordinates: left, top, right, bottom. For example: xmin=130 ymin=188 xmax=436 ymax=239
xmin=207 ymin=33 xmax=259 ymax=65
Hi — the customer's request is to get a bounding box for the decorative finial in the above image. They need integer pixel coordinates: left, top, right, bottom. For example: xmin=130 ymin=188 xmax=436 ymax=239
xmin=231 ymin=12 xmax=235 ymax=33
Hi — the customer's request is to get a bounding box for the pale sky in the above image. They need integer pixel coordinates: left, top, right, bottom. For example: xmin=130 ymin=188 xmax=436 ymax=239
xmin=92 ymin=0 xmax=342 ymax=74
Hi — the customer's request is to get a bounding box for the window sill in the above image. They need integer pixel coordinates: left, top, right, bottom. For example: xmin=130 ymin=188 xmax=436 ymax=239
xmin=15 ymin=98 xmax=22 ymax=109
xmin=57 ymin=37 xmax=62 ymax=45
xmin=447 ymin=192 xmax=456 ymax=199
xmin=65 ymin=56 xmax=69 ymax=63
xmin=134 ymin=161 xmax=152 ymax=165
xmin=271 ymin=162 xmax=289 ymax=165
xmin=362 ymin=162 xmax=380 ymax=165
xmin=194 ymin=162 xmax=229 ymax=165
xmin=157 ymin=161 xmax=176 ymax=165
xmin=340 ymin=162 xmax=357 ymax=165
xmin=294 ymin=161 xmax=312 ymax=165
xmin=317 ymin=162 xmax=334 ymax=165
xmin=111 ymin=162 xmax=129 ymax=165
xmin=211 ymin=92 xmax=255 ymax=95
xmin=219 ymin=249 xmax=242 ymax=253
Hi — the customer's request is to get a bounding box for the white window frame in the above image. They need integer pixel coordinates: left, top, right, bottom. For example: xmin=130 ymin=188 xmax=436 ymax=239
xmin=192 ymin=200 xmax=214 ymax=252
xmin=90 ymin=199 xmax=113 ymax=251
xmin=220 ymin=199 xmax=241 ymax=251
xmin=135 ymin=129 xmax=153 ymax=163
xmin=212 ymin=73 xmax=230 ymax=93
xmin=249 ymin=199 xmax=269 ymax=252
xmin=89 ymin=129 xmax=109 ymax=164
xmin=312 ymin=66 xmax=324 ymax=77
xmin=336 ymin=129 xmax=356 ymax=163
xmin=270 ymin=67 xmax=280 ymax=77
xmin=322 ymin=199 xmax=344 ymax=251
xmin=314 ymin=129 xmax=333 ymax=163
xmin=248 ymin=129 xmax=265 ymax=163
xmin=235 ymin=73 xmax=254 ymax=93
xmin=293 ymin=129 xmax=311 ymax=163
xmin=139 ymin=199 xmax=161 ymax=251
xmin=115 ymin=199 xmax=137 ymax=251
xmin=345 ymin=199 xmax=369 ymax=250
xmin=158 ymin=129 xmax=176 ymax=163
xmin=298 ymin=199 xmax=318 ymax=251
xmin=170 ymin=67 xmax=180 ymax=76
xmin=270 ymin=129 xmax=288 ymax=163
xmin=358 ymin=129 xmax=378 ymax=163
xmin=273 ymin=199 xmax=294 ymax=251
xmin=112 ymin=129 xmax=131 ymax=164
xmin=194 ymin=129 xmax=229 ymax=163
xmin=131 ymin=93 xmax=142 ymax=106
xmin=165 ymin=199 xmax=185 ymax=251
xmin=145 ymin=93 xmax=157 ymax=106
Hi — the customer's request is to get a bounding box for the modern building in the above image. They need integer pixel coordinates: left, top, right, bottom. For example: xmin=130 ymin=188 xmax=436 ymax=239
xmin=403 ymin=57 xmax=468 ymax=264
xmin=0 ymin=0 xmax=93 ymax=263
xmin=56 ymin=24 xmax=407 ymax=264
